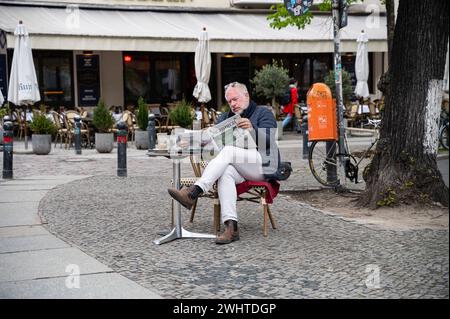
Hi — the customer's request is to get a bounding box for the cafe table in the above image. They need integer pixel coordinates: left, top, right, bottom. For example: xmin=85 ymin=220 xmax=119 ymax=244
xmin=147 ymin=148 xmax=216 ymax=245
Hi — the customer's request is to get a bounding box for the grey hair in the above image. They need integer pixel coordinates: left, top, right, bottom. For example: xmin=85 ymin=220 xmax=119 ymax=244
xmin=224 ymin=81 xmax=248 ymax=96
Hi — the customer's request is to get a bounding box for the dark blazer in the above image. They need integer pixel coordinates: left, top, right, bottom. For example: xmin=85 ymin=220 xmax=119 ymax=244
xmin=216 ymin=101 xmax=280 ymax=177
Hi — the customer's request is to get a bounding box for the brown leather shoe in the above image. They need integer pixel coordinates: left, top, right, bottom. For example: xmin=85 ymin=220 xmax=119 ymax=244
xmin=168 ymin=185 xmax=197 ymax=210
xmin=216 ymin=220 xmax=240 ymax=245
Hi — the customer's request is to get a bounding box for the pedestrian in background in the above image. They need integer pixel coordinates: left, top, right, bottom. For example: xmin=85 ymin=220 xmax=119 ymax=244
xmin=282 ymin=78 xmax=300 ymax=132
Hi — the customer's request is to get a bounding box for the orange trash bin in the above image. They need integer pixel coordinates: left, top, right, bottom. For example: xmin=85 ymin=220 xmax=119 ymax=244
xmin=306 ymin=83 xmax=338 ymax=141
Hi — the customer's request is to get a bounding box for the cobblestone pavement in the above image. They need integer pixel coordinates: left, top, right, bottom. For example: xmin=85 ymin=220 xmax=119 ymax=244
xmin=2 ymin=134 xmax=449 ymax=298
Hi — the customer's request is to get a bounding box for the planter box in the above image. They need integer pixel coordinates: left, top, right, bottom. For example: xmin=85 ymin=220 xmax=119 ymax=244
xmin=32 ymin=134 xmax=52 ymax=155
xmin=276 ymin=120 xmax=283 ymax=140
xmin=135 ymin=129 xmax=149 ymax=150
xmin=95 ymin=132 xmax=114 ymax=153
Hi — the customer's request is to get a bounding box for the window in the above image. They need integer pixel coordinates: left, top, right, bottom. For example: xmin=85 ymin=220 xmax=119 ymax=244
xmin=124 ymin=53 xmax=151 ymax=105
xmin=155 ymin=59 xmax=181 ymax=101
xmin=33 ymin=51 xmax=74 ymax=107
xmin=123 ymin=52 xmax=193 ymax=105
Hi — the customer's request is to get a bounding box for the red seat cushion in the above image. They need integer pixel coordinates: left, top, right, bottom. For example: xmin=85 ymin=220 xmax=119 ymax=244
xmin=236 ymin=180 xmax=280 ymax=204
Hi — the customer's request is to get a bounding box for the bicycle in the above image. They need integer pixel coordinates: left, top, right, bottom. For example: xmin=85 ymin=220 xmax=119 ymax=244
xmin=308 ymin=119 xmax=381 ymax=187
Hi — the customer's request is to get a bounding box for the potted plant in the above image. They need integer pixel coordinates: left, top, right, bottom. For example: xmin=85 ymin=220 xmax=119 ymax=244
xmin=29 ymin=112 xmax=56 ymax=155
xmin=135 ymin=96 xmax=149 ymax=149
xmin=92 ymin=99 xmax=114 ymax=153
xmin=252 ymin=60 xmax=289 ymax=139
xmin=169 ymin=99 xmax=195 ymax=129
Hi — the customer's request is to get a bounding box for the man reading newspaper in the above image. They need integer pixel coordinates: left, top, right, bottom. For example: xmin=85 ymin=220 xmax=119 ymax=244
xmin=168 ymin=82 xmax=283 ymax=245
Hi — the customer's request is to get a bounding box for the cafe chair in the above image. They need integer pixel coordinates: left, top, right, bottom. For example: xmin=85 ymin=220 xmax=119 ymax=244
xmin=186 ymin=156 xmax=280 ymax=237
xmin=64 ymin=111 xmax=91 ymax=149
xmin=12 ymin=109 xmax=26 ymax=140
xmin=211 ymin=180 xmax=280 ymax=237
xmin=51 ymin=111 xmax=68 ymax=148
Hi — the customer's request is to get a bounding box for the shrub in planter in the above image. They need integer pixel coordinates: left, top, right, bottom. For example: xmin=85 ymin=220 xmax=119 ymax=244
xmin=29 ymin=113 xmax=56 ymax=135
xmin=135 ymin=96 xmax=149 ymax=149
xmin=169 ymin=99 xmax=194 ymax=129
xmin=29 ymin=113 xmax=56 ymax=155
xmin=92 ymin=99 xmax=114 ymax=133
xmin=93 ymin=99 xmax=114 ymax=153
xmin=136 ymin=96 xmax=148 ymax=131
xmin=252 ymin=60 xmax=289 ymax=120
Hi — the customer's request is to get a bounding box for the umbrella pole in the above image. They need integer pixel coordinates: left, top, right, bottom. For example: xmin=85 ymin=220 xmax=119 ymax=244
xmin=200 ymin=103 xmax=205 ymax=128
xmin=24 ymin=119 xmax=28 ymax=149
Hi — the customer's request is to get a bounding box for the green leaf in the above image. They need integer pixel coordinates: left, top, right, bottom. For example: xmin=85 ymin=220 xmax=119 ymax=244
xmin=93 ymin=99 xmax=114 ymax=133
xmin=136 ymin=96 xmax=149 ymax=130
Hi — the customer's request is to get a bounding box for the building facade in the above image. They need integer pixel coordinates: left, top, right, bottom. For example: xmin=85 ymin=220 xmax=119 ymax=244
xmin=0 ymin=0 xmax=389 ymax=109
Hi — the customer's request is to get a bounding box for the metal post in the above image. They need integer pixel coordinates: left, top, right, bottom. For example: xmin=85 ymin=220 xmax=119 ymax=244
xmin=332 ymin=0 xmax=347 ymax=187
xmin=302 ymin=115 xmax=309 ymax=159
xmin=24 ymin=111 xmax=28 ymax=150
xmin=74 ymin=115 xmax=82 ymax=155
xmin=148 ymin=114 xmax=156 ymax=150
xmin=2 ymin=118 xmax=13 ymax=179
xmin=326 ymin=141 xmax=338 ymax=184
xmin=117 ymin=121 xmax=127 ymax=177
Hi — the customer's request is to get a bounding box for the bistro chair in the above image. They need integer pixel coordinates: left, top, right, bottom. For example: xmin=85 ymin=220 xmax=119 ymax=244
xmin=51 ymin=111 xmax=68 ymax=148
xmin=368 ymin=101 xmax=381 ymax=120
xmin=12 ymin=109 xmax=25 ymax=140
xmin=186 ymin=157 xmax=279 ymax=237
xmin=64 ymin=111 xmax=91 ymax=149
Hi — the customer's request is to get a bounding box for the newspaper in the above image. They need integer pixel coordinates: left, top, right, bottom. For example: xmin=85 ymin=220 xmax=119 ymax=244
xmin=172 ymin=113 xmax=256 ymax=153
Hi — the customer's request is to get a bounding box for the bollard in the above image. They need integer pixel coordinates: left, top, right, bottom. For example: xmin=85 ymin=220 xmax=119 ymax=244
xmin=302 ymin=115 xmax=309 ymax=159
xmin=117 ymin=121 xmax=127 ymax=177
xmin=2 ymin=119 xmax=13 ymax=179
xmin=74 ymin=115 xmax=82 ymax=155
xmin=148 ymin=114 xmax=156 ymax=150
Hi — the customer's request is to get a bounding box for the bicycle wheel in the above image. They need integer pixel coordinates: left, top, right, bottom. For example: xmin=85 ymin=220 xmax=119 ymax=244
xmin=308 ymin=140 xmax=340 ymax=186
xmin=439 ymin=123 xmax=449 ymax=150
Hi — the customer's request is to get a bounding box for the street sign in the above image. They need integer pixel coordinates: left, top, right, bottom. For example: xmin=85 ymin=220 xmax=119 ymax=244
xmin=339 ymin=0 xmax=348 ymax=28
xmin=284 ymin=0 xmax=314 ymax=17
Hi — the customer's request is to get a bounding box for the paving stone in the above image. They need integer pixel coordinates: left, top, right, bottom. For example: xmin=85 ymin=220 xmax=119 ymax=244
xmin=1 ymin=137 xmax=448 ymax=298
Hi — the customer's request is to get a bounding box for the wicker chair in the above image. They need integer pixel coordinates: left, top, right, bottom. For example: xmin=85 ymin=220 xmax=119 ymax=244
xmin=186 ymin=157 xmax=279 ymax=237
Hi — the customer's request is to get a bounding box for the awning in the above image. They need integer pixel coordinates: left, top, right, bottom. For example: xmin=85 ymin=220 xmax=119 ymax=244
xmin=0 ymin=4 xmax=387 ymax=53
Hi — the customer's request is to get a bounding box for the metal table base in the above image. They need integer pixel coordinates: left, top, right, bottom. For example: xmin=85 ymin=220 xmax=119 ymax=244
xmin=149 ymin=153 xmax=216 ymax=245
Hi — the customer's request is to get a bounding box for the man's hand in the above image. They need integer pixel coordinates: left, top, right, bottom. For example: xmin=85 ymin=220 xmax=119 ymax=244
xmin=236 ymin=118 xmax=253 ymax=130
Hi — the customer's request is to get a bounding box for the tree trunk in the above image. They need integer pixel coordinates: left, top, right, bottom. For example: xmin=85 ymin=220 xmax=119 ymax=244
xmin=359 ymin=0 xmax=449 ymax=208
xmin=377 ymin=0 xmax=395 ymax=96
xmin=272 ymin=96 xmax=279 ymax=120
xmin=385 ymin=0 xmax=395 ymax=62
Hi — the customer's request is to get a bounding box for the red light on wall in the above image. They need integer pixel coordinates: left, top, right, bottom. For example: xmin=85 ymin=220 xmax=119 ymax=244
xmin=124 ymin=55 xmax=132 ymax=63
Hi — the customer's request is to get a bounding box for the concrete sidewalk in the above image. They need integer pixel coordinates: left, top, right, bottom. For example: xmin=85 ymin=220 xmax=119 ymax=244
xmin=0 ymin=175 xmax=161 ymax=299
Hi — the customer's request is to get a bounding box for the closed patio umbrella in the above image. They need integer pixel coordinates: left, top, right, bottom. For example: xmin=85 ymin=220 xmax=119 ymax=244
xmin=0 ymin=88 xmax=4 ymax=106
xmin=354 ymin=30 xmax=370 ymax=99
xmin=8 ymin=21 xmax=41 ymax=149
xmin=192 ymin=27 xmax=211 ymax=104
